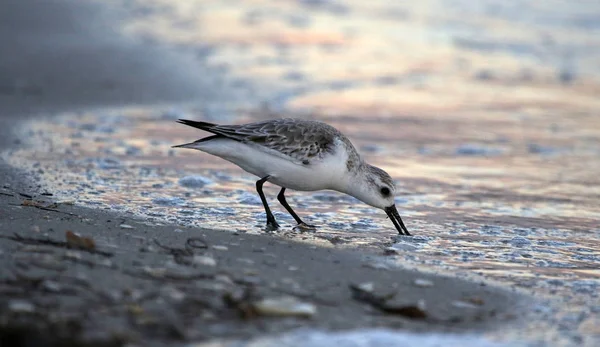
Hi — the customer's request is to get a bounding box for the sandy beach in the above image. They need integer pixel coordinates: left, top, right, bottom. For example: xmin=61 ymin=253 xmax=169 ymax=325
xmin=2 ymin=1 xmax=599 ymax=346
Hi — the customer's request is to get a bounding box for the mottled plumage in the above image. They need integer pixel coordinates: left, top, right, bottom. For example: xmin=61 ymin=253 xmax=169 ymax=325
xmin=179 ymin=118 xmax=359 ymax=168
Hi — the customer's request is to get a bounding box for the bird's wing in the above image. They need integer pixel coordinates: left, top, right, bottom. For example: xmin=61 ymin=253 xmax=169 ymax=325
xmin=215 ymin=119 xmax=341 ymax=164
xmin=179 ymin=118 xmax=340 ymax=165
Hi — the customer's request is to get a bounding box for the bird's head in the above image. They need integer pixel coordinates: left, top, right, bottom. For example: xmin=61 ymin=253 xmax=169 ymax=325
xmin=344 ymin=164 xmax=410 ymax=235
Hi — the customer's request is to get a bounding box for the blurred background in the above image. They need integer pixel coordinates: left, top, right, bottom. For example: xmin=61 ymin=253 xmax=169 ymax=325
xmin=1 ymin=0 xmax=600 ymax=344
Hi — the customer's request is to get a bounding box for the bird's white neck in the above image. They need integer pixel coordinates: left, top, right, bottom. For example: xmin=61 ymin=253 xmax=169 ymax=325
xmin=334 ymin=161 xmax=369 ymax=200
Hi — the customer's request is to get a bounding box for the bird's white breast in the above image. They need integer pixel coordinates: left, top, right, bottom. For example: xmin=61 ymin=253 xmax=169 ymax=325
xmin=190 ymin=138 xmax=349 ymax=191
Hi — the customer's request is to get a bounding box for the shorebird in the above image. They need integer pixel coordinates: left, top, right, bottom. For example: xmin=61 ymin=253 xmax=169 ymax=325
xmin=174 ymin=118 xmax=411 ymax=235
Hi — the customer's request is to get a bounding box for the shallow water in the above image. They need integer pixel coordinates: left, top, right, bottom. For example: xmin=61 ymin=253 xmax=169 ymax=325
xmin=4 ymin=0 xmax=600 ymax=346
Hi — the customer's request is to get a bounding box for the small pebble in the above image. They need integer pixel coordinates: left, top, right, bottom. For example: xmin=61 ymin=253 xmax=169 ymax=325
xmin=64 ymin=251 xmax=82 ymax=260
xmin=143 ymin=266 xmax=167 ymax=277
xmin=414 ymin=278 xmax=434 ymax=287
xmin=42 ymin=280 xmax=62 ymax=293
xmin=451 ymin=300 xmax=479 ymax=309
xmin=356 ymin=282 xmax=374 ymax=292
xmin=119 ymin=224 xmax=134 ymax=229
xmin=193 ymin=255 xmax=217 ymax=267
xmin=252 ymin=296 xmax=317 ymax=317
xmin=215 ymin=274 xmax=234 ymax=285
xmin=9 ymin=300 xmax=35 ymax=313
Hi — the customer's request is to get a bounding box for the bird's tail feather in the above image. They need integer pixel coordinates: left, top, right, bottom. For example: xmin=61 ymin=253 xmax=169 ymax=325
xmin=174 ymin=120 xmax=224 ymax=149
xmin=176 ymin=119 xmax=218 ymax=131
xmin=172 ymin=135 xmax=222 ymax=149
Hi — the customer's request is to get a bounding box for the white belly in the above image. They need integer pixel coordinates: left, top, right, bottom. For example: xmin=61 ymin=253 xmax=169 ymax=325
xmin=189 ymin=138 xmax=346 ymax=191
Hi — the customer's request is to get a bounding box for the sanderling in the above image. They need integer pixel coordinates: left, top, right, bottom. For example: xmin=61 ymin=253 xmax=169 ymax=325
xmin=174 ymin=118 xmax=411 ymax=235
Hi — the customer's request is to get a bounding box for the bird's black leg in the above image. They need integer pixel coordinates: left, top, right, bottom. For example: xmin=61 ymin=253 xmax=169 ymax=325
xmin=277 ymin=187 xmax=316 ymax=230
xmin=256 ymin=176 xmax=279 ymax=229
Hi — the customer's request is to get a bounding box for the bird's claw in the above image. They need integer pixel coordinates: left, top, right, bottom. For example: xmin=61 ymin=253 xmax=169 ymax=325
xmin=294 ymin=222 xmax=317 ymax=232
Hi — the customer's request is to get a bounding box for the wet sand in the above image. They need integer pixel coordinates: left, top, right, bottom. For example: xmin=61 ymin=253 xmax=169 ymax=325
xmin=0 ymin=193 xmax=524 ymax=346
xmin=0 ymin=1 xmax=526 ymax=346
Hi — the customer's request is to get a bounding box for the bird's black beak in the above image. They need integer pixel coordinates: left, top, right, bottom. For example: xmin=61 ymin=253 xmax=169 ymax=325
xmin=385 ymin=204 xmax=411 ymax=236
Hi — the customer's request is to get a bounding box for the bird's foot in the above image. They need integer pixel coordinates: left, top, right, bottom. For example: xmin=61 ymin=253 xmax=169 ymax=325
xmin=294 ymin=222 xmax=317 ymax=232
xmin=265 ymin=219 xmax=280 ymax=231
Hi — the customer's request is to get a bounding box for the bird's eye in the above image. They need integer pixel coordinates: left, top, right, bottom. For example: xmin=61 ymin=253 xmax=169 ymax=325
xmin=380 ymin=187 xmax=390 ymax=197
